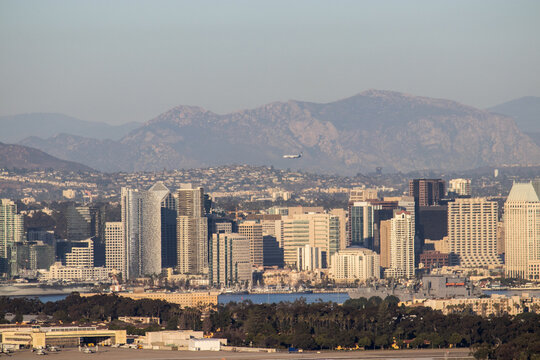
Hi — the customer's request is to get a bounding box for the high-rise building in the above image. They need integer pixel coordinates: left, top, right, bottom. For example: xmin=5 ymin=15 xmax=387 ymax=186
xmin=262 ymin=235 xmax=284 ymax=267
xmin=121 ymin=187 xmax=143 ymax=279
xmin=348 ymin=202 xmax=374 ymax=248
xmin=329 ymin=209 xmax=347 ymax=250
xmin=238 ymin=221 xmax=264 ymax=267
xmin=282 ymin=213 xmax=338 ymax=268
xmin=447 ymin=198 xmax=501 ymax=267
xmin=66 ymin=205 xmax=92 ymax=240
xmin=0 ymin=199 xmax=23 ymax=275
xmin=105 ymin=222 xmax=124 ymax=275
xmin=65 ymin=239 xmax=94 ymax=268
xmin=210 ymin=233 xmax=251 ymax=286
xmin=504 ymin=181 xmax=540 ymax=280
xmin=449 ymin=178 xmax=472 ymax=197
xmin=142 ymin=182 xmax=177 ymax=275
xmin=385 ymin=211 xmax=415 ymax=279
xmin=330 ymin=247 xmax=380 ymax=282
xmin=409 ymin=179 xmax=445 ymax=207
xmin=296 ymin=244 xmax=324 ymax=271
xmin=177 ymin=184 xmax=208 ymax=275
xmin=379 ymin=219 xmax=391 ymax=268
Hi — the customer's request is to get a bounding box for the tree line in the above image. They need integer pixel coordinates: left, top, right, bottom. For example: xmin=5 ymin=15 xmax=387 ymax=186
xmin=1 ymin=294 xmax=538 ymax=359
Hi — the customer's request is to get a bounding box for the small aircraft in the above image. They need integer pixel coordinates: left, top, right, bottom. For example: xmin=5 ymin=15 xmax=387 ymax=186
xmin=35 ymin=349 xmax=48 ymax=355
xmin=283 ymin=152 xmax=302 ymax=159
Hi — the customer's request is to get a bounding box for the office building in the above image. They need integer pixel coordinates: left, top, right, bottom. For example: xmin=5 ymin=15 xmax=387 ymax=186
xmin=449 ymin=178 xmax=472 ymax=197
xmin=447 ymin=198 xmax=501 ymax=267
xmin=262 ymin=235 xmax=284 ymax=267
xmin=105 ymin=222 xmax=124 ymax=275
xmin=330 ymin=209 xmax=348 ymax=250
xmin=210 ymin=233 xmax=251 ymax=286
xmin=296 ymin=244 xmax=324 ymax=271
xmin=504 ymin=181 xmax=540 ymax=280
xmin=379 ymin=219 xmax=391 ymax=268
xmin=419 ymin=250 xmax=451 ymax=269
xmin=238 ymin=221 xmax=264 ymax=267
xmin=409 ymin=179 xmax=445 ymax=206
xmin=177 ymin=184 xmax=208 ymax=275
xmin=385 ymin=211 xmax=415 ymax=279
xmin=65 ymin=239 xmax=94 ymax=268
xmin=349 ymin=187 xmax=378 ymax=202
xmin=66 ymin=205 xmax=92 ymax=240
xmin=282 ymin=213 xmax=339 ymax=268
xmin=330 ymin=247 xmax=380 ymax=282
xmin=121 ymin=187 xmax=143 ymax=279
xmin=348 ymin=202 xmax=374 ymax=248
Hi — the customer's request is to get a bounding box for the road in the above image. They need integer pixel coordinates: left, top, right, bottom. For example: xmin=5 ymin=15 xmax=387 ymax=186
xmin=8 ymin=347 xmax=473 ymax=359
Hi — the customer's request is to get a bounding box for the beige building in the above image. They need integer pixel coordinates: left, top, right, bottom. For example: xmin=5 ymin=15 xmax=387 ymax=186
xmin=282 ymin=213 xmax=340 ymax=268
xmin=330 ymin=247 xmax=380 ymax=283
xmin=349 ymin=187 xmax=378 ymax=202
xmin=105 ymin=222 xmax=125 ymax=275
xmin=210 ymin=233 xmax=251 ymax=286
xmin=379 ymin=219 xmax=391 ymax=268
xmin=65 ymin=239 xmax=94 ymax=268
xmin=40 ymin=262 xmax=110 ymax=281
xmin=447 ymin=198 xmax=502 ymax=267
xmin=385 ymin=211 xmax=414 ymax=279
xmin=239 ymin=221 xmax=264 ymax=267
xmin=82 ymin=291 xmax=219 ymax=308
xmin=504 ymin=180 xmax=540 ymax=280
xmin=297 ymin=244 xmax=324 ymax=271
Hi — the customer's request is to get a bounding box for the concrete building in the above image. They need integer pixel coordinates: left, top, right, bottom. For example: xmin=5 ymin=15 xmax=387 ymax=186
xmin=105 ymin=222 xmax=124 ymax=275
xmin=385 ymin=211 xmax=415 ymax=279
xmin=238 ymin=221 xmax=264 ymax=267
xmin=330 ymin=247 xmax=380 ymax=283
xmin=41 ymin=262 xmax=110 ymax=281
xmin=210 ymin=233 xmax=251 ymax=286
xmin=379 ymin=219 xmax=391 ymax=268
xmin=349 ymin=187 xmax=378 ymax=202
xmin=449 ymin=178 xmax=472 ymax=197
xmin=296 ymin=244 xmax=324 ymax=271
xmin=65 ymin=239 xmax=94 ymax=267
xmin=82 ymin=291 xmax=219 ymax=308
xmin=282 ymin=213 xmax=338 ymax=268
xmin=409 ymin=179 xmax=445 ymax=206
xmin=447 ymin=198 xmax=502 ymax=267
xmin=419 ymin=250 xmax=451 ymax=269
xmin=177 ymin=184 xmax=208 ymax=275
xmin=504 ymin=180 xmax=540 ymax=280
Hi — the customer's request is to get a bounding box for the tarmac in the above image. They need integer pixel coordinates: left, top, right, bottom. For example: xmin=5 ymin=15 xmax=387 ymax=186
xmin=6 ymin=347 xmax=473 ymax=359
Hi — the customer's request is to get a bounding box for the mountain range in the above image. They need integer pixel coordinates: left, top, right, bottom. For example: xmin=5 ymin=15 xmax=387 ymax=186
xmin=0 ymin=142 xmax=93 ymax=172
xmin=9 ymin=90 xmax=540 ymax=174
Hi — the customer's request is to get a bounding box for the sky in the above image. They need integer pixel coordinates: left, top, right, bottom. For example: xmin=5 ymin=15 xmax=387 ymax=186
xmin=1 ymin=0 xmax=539 ymax=125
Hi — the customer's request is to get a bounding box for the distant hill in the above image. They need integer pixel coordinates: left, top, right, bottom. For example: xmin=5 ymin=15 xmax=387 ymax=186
xmin=487 ymin=96 xmax=540 ymax=133
xmin=0 ymin=142 xmax=94 ymax=172
xmin=0 ymin=113 xmax=141 ymax=143
xmin=19 ymin=90 xmax=540 ymax=174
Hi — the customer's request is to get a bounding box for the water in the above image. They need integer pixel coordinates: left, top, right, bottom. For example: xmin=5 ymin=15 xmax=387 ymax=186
xmin=218 ymin=292 xmax=350 ymax=304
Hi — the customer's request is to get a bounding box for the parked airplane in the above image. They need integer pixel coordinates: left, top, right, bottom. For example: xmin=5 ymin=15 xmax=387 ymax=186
xmin=283 ymin=152 xmax=302 ymax=159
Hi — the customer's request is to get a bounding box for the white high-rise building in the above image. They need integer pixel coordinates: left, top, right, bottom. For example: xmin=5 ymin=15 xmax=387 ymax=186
xmin=385 ymin=211 xmax=415 ymax=279
xmin=296 ymin=244 xmax=324 ymax=271
xmin=330 ymin=247 xmax=380 ymax=282
xmin=105 ymin=222 xmax=124 ymax=275
xmin=448 ymin=198 xmax=501 ymax=267
xmin=504 ymin=181 xmax=540 ymax=280
xmin=121 ymin=187 xmax=143 ymax=279
xmin=177 ymin=184 xmax=208 ymax=275
xmin=449 ymin=179 xmax=472 ymax=197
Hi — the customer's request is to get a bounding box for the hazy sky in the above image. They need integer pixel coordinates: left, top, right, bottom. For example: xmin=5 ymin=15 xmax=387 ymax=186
xmin=1 ymin=0 xmax=539 ymax=125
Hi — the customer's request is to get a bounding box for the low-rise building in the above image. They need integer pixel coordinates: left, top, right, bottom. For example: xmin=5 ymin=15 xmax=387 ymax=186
xmin=81 ymin=291 xmax=219 ymax=309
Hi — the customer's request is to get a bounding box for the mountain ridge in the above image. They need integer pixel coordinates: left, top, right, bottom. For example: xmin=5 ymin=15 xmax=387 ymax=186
xmin=18 ymin=90 xmax=540 ymax=174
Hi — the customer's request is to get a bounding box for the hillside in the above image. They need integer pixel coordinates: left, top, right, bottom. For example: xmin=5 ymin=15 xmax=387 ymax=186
xmin=19 ymin=90 xmax=540 ymax=174
xmin=0 ymin=142 xmax=94 ymax=172
xmin=488 ymin=96 xmax=540 ymax=133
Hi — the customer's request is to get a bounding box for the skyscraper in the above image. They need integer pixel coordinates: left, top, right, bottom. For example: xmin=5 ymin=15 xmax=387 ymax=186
xmin=121 ymin=187 xmax=143 ymax=279
xmin=448 ymin=198 xmax=501 ymax=267
xmin=348 ymin=202 xmax=374 ymax=248
xmin=66 ymin=205 xmax=92 ymax=240
xmin=448 ymin=178 xmax=472 ymax=197
xmin=409 ymin=179 xmax=445 ymax=206
xmin=385 ymin=211 xmax=415 ymax=279
xmin=177 ymin=184 xmax=208 ymax=274
xmin=105 ymin=222 xmax=124 ymax=275
xmin=210 ymin=233 xmax=251 ymax=286
xmin=238 ymin=221 xmax=263 ymax=267
xmin=504 ymin=181 xmax=540 ymax=280
xmin=0 ymin=199 xmax=23 ymax=275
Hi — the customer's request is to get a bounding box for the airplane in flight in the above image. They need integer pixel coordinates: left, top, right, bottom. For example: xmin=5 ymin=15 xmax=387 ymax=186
xmin=283 ymin=152 xmax=302 ymax=159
